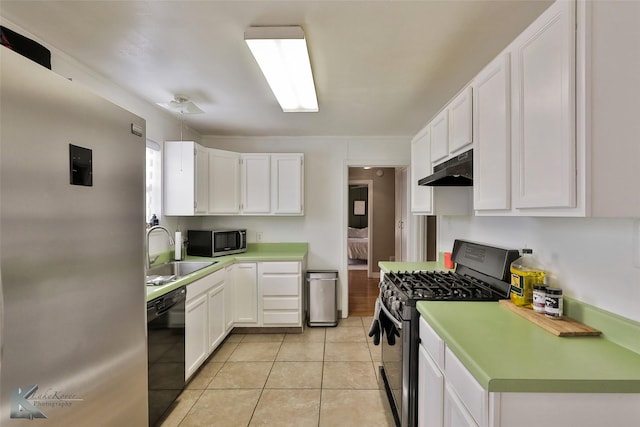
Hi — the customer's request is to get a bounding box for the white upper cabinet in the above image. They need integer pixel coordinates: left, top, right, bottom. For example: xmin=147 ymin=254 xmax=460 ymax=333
xmin=165 ymin=145 xmax=304 ymax=217
xmin=473 ymin=53 xmax=511 ymax=212
xmin=271 ymin=154 xmax=304 ymax=215
xmin=164 ymin=141 xmax=209 ymax=216
xmin=511 ymin=0 xmax=576 ymax=210
xmin=430 ymin=85 xmax=473 ymax=167
xmin=448 ymin=86 xmax=474 ymax=155
xmin=411 ymin=125 xmax=433 ymax=214
xmin=242 ymin=153 xmax=304 ymax=215
xmin=208 ymin=149 xmax=241 ymax=214
xmin=242 ymin=154 xmax=271 ymax=214
xmin=430 ymin=110 xmax=449 ymax=164
xmin=468 ymin=0 xmax=640 ymax=217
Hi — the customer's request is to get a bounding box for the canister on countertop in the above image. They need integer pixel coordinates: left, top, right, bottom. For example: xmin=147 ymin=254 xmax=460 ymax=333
xmin=510 ymin=248 xmax=546 ymax=307
xmin=533 ymin=284 xmax=547 ymax=313
xmin=545 ymin=287 xmax=563 ymax=319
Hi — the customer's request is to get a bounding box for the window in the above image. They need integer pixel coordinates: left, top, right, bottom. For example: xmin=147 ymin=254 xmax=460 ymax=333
xmin=146 ymin=139 xmax=162 ymax=224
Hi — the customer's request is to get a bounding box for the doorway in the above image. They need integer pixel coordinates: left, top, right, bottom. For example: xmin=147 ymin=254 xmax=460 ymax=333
xmin=347 ymin=167 xmax=397 ymax=316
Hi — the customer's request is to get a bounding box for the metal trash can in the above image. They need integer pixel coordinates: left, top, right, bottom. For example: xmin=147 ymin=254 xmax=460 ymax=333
xmin=306 ymin=270 xmax=338 ymax=327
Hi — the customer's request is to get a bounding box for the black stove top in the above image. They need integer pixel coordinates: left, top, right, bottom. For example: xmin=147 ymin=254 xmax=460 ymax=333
xmin=379 ymin=240 xmax=520 ymax=320
xmin=385 ymin=270 xmax=508 ymax=301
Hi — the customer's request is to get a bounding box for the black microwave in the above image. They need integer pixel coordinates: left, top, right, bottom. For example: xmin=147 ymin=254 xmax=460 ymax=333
xmin=186 ymin=229 xmax=247 ymax=257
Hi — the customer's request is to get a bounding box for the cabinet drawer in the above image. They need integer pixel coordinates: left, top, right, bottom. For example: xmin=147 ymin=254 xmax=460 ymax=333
xmin=261 ymin=262 xmax=300 ymax=274
xmin=445 ymin=347 xmax=487 ymax=427
xmin=263 ymin=297 xmax=299 ymax=310
xmin=419 ymin=316 xmax=445 ymax=370
xmin=263 ymin=311 xmax=299 ymax=325
xmin=262 ymin=275 xmax=299 ymax=296
xmin=187 ymin=268 xmax=224 ymax=300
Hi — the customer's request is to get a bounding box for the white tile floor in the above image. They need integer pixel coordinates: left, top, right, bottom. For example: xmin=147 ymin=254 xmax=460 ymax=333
xmin=156 ymin=316 xmax=395 ymax=426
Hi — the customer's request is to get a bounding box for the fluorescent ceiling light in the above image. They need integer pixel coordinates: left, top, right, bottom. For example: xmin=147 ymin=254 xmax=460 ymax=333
xmin=245 ymin=26 xmax=318 ymax=113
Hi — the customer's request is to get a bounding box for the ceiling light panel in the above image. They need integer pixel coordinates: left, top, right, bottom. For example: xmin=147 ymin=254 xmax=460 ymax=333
xmin=245 ymin=26 xmax=318 ymax=113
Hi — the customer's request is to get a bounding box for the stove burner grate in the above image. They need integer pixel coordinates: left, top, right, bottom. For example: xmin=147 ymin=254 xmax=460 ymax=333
xmin=386 ymin=270 xmax=505 ymax=301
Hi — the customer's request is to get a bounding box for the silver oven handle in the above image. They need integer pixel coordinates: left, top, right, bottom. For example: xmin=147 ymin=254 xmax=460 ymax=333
xmin=239 ymin=231 xmax=245 ymax=249
xmin=378 ymin=298 xmax=402 ymax=330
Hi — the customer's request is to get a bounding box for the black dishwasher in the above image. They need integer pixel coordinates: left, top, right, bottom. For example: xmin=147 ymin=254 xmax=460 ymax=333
xmin=147 ymin=286 xmax=186 ymax=426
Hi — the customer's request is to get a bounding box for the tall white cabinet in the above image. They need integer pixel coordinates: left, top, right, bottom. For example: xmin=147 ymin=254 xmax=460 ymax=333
xmin=164 ymin=141 xmax=209 ymax=216
xmin=469 ymin=0 xmax=640 ymax=217
xmin=208 ymin=149 xmax=241 ymax=214
xmin=241 ymin=154 xmax=271 ymax=214
xmin=271 ymin=154 xmax=304 ymax=215
xmin=473 ymin=54 xmax=511 ymax=211
xmin=510 ymin=0 xmax=576 ymax=210
xmin=411 ymin=126 xmax=433 ymax=214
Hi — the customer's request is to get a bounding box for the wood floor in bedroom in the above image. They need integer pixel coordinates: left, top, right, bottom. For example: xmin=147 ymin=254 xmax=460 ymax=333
xmin=348 ymin=269 xmax=379 ymax=317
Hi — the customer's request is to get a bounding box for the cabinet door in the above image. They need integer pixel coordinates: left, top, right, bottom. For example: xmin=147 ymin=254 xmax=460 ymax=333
xmin=208 ymin=149 xmax=240 ymax=214
xmin=208 ymin=283 xmax=226 ymax=352
xmin=473 ymin=53 xmax=512 ymax=211
xmin=232 ymin=263 xmax=258 ymax=324
xmin=242 ymin=154 xmax=271 ymax=214
xmin=164 ymin=141 xmax=196 ymax=216
xmin=272 ymin=154 xmax=304 ymax=214
xmin=511 ymin=0 xmax=576 ymax=209
xmin=418 ymin=345 xmax=444 ymax=427
xmin=185 ymin=293 xmax=208 ymax=380
xmin=411 ymin=127 xmax=433 ymax=214
xmin=431 ymin=110 xmax=449 ymax=164
xmin=444 ymin=383 xmax=478 ymax=427
xmin=224 ymin=267 xmax=234 ymax=331
xmin=194 ymin=144 xmax=209 ymax=215
xmin=449 ymin=86 xmax=473 ymax=154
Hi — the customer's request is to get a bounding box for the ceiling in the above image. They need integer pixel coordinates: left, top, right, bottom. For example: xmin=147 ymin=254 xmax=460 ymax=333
xmin=1 ymin=0 xmax=552 ymax=137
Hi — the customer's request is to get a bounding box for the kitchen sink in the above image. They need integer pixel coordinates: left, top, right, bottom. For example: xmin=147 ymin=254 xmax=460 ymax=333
xmin=145 ymin=261 xmax=217 ymax=286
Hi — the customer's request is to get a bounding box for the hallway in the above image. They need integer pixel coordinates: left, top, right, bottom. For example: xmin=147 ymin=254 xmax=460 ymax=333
xmin=348 ymin=269 xmax=379 ymax=317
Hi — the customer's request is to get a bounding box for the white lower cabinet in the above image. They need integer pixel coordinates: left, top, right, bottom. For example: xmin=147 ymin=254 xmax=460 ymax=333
xmin=224 ymin=266 xmax=234 ymax=331
xmin=259 ymin=261 xmax=302 ymax=326
xmin=185 ymin=269 xmax=229 ymax=380
xmin=231 ymin=263 xmax=258 ymax=325
xmin=418 ymin=345 xmax=444 ymax=427
xmin=207 ymin=281 xmax=225 ymax=353
xmin=419 ymin=315 xmax=640 ymax=427
xmin=185 ymin=292 xmax=208 ymax=381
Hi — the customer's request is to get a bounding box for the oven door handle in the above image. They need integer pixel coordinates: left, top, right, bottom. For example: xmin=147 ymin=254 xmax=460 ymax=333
xmin=378 ymin=298 xmax=402 ymax=330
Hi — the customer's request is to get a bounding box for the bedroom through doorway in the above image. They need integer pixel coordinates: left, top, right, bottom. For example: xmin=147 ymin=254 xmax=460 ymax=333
xmin=347 ymin=167 xmax=398 ymax=316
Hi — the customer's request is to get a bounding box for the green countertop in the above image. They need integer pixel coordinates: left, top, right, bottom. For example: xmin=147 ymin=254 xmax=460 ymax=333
xmin=417 ymin=301 xmax=640 ymax=393
xmin=146 ymin=243 xmax=308 ymax=302
xmin=382 ymin=259 xmax=640 ymax=394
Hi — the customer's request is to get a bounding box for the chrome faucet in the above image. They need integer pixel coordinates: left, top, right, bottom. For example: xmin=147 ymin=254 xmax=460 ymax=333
xmin=146 ymin=225 xmax=175 ymax=269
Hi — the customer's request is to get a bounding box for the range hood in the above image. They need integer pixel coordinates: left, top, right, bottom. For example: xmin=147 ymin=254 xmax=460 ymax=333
xmin=418 ymin=149 xmax=473 ymax=186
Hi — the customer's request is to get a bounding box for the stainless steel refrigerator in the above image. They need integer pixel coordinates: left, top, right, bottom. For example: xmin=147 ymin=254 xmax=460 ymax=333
xmin=0 ymin=48 xmax=148 ymax=425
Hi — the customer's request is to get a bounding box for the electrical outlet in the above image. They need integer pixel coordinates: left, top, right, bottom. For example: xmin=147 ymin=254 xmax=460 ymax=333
xmin=256 ymin=232 xmax=263 ymax=242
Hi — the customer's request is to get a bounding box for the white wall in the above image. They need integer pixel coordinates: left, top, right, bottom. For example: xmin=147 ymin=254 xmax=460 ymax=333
xmin=439 ymin=216 xmax=640 ymax=322
xmin=0 ymin=18 xmax=200 ymax=258
xmin=190 ymin=135 xmax=412 ymax=315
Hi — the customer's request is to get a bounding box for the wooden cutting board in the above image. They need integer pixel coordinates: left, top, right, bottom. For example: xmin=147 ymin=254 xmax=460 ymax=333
xmin=499 ymin=299 xmax=601 ymax=337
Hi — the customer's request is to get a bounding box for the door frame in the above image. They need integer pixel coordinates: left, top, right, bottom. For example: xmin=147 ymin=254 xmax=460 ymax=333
xmin=348 ymin=179 xmax=374 ymax=277
xmin=342 ymin=160 xmax=413 ymax=318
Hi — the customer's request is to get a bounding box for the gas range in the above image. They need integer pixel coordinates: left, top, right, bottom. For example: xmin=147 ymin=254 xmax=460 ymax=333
xmin=379 ymin=240 xmax=520 ymax=322
xmin=376 ymin=240 xmax=520 ymax=427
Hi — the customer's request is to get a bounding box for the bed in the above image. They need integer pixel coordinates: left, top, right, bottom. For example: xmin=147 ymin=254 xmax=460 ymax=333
xmin=348 ymin=227 xmax=368 ymax=261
